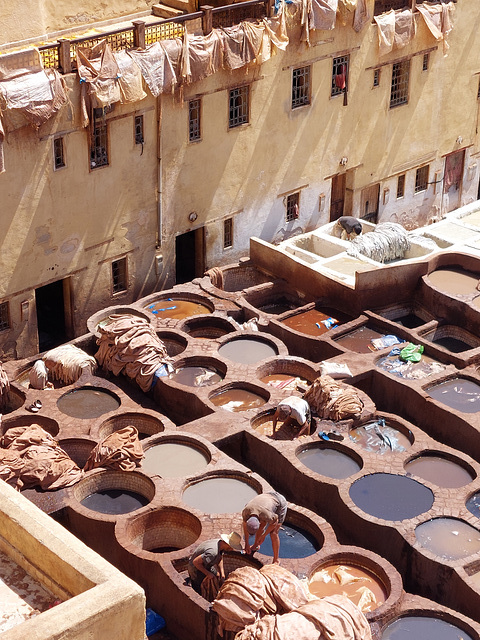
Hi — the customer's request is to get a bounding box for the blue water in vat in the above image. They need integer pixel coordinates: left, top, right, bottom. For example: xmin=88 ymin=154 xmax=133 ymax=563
xmin=251 ymin=523 xmax=320 ymax=558
xmin=381 ymin=616 xmax=473 ymax=640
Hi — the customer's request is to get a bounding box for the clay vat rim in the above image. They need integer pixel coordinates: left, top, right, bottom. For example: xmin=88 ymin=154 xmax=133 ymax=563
xmin=296 ymin=441 xmax=364 ymax=473
xmin=117 ymin=505 xmax=202 ymax=557
xmin=94 ymin=410 xmax=166 ymax=441
xmin=380 ymin=610 xmax=478 ymax=639
xmin=208 ymin=381 xmax=271 ymax=404
xmin=1 ymin=413 xmax=60 ymax=437
xmin=255 ymin=357 xmax=318 ymax=382
xmin=403 ymin=450 xmax=477 ymax=485
xmin=69 ymin=469 xmax=156 ymax=520
xmin=352 ymin=415 xmax=415 ymax=447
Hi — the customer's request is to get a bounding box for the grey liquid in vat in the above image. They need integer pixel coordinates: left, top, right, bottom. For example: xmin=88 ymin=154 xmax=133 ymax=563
xmin=169 ymin=366 xmax=222 ymax=387
xmin=349 ymin=473 xmax=434 ymax=521
xmin=218 ymin=338 xmax=277 ymax=364
xmin=142 ymin=442 xmax=209 ymax=477
xmin=81 ymin=489 xmax=149 ymax=515
xmin=427 ymin=379 xmax=480 ymax=413
xmin=349 ymin=421 xmax=412 ymax=454
xmin=381 ymin=616 xmax=473 ymax=640
xmin=297 ymin=446 xmax=361 ymax=479
xmin=57 ymin=388 xmax=120 ymax=419
xmin=405 ymin=456 xmax=474 ymax=488
xmin=253 ymin=523 xmax=320 ymax=558
xmin=182 ymin=477 xmax=258 ymax=513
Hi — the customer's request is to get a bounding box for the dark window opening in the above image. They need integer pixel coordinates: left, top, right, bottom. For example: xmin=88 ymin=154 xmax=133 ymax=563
xmin=374 ymin=0 xmax=410 ymax=15
xmin=422 ymin=53 xmax=430 ymax=71
xmin=292 ymin=66 xmax=311 ymax=109
xmin=373 ymin=69 xmax=380 ymax=87
xmin=415 ymin=165 xmax=429 ymax=193
xmin=332 ymin=55 xmax=349 ymax=98
xmin=112 ymin=258 xmax=128 ymax=294
xmin=189 ymin=98 xmax=201 ymax=141
xmin=223 ymin=218 xmax=233 ymax=249
xmin=397 ymin=174 xmax=405 ymax=198
xmin=286 ymin=192 xmax=300 ymax=222
xmin=90 ymin=108 xmax=108 ymax=169
xmin=229 ymin=86 xmax=249 ymax=128
xmin=134 ymin=115 xmax=144 ymax=145
xmin=0 ymin=302 xmax=10 ymax=332
xmin=390 ymin=59 xmax=410 ymax=108
xmin=53 ymin=137 xmax=65 ymax=170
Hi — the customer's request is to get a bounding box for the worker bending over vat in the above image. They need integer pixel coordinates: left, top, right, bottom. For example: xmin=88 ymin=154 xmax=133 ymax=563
xmin=334 ymin=216 xmax=363 ymax=241
xmin=242 ymin=491 xmax=288 ymax=564
xmin=188 ymin=532 xmax=242 ymax=593
xmin=272 ymin=396 xmax=311 ymax=438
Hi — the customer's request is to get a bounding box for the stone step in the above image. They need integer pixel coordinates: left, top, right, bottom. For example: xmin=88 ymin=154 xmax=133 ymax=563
xmin=152 ymin=0 xmax=194 ymax=16
xmin=152 ymin=2 xmax=187 ymax=18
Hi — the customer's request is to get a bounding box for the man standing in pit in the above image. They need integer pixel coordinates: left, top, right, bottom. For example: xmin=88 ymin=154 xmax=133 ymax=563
xmin=188 ymin=532 xmax=242 ymax=594
xmin=242 ymin=491 xmax=288 ymax=564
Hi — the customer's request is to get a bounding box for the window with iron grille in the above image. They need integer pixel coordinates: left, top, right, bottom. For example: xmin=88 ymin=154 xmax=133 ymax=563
xmin=374 ymin=0 xmax=410 ymax=15
xmin=415 ymin=165 xmax=429 ymax=193
xmin=223 ymin=218 xmax=233 ymax=249
xmin=373 ymin=69 xmax=380 ymax=88
xmin=90 ymin=108 xmax=108 ymax=169
xmin=331 ymin=56 xmax=349 ymax=97
xmin=229 ymin=86 xmax=249 ymax=128
xmin=112 ymin=258 xmax=127 ymax=294
xmin=390 ymin=59 xmax=410 ymax=108
xmin=53 ymin=137 xmax=65 ymax=170
xmin=189 ymin=98 xmax=201 ymax=142
xmin=397 ymin=174 xmax=406 ymax=198
xmin=292 ymin=66 xmax=311 ymax=109
xmin=134 ymin=115 xmax=144 ymax=145
xmin=286 ymin=193 xmax=300 ymax=222
xmin=422 ymin=53 xmax=430 ymax=71
xmin=0 ymin=302 xmax=9 ymax=332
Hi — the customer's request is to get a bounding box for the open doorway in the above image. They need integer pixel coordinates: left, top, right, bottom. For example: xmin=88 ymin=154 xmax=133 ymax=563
xmin=35 ymin=279 xmax=72 ymax=353
xmin=329 ymin=173 xmax=346 ymax=221
xmin=360 ymin=184 xmax=380 ymax=223
xmin=175 ymin=228 xmax=205 ymax=284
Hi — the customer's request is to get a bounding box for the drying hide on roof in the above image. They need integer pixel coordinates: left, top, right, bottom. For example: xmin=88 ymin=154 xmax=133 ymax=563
xmin=416 ymin=2 xmax=455 ymax=55
xmin=374 ymin=9 xmax=416 ymax=56
xmin=84 ymin=426 xmax=143 ymax=472
xmin=308 ymin=0 xmax=338 ymax=31
xmin=115 ymin=49 xmax=147 ymax=103
xmin=304 ymin=375 xmax=364 ymax=421
xmin=183 ymin=31 xmax=224 ymax=83
xmin=0 ymin=425 xmax=82 ymax=491
xmin=95 ymin=314 xmax=172 ymax=392
xmin=347 ymin=221 xmax=410 ymax=263
xmin=128 ymin=42 xmax=177 ymax=97
xmin=221 ymin=24 xmax=258 ymax=70
xmin=236 ymin=595 xmax=372 ymax=640
xmin=77 ymin=40 xmax=121 ymax=126
xmin=43 ymin=344 xmax=97 ymax=385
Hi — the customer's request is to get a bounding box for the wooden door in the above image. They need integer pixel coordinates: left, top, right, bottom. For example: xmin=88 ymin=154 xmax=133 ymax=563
xmin=330 ymin=173 xmax=346 ymax=221
xmin=360 ymin=184 xmax=380 ymax=223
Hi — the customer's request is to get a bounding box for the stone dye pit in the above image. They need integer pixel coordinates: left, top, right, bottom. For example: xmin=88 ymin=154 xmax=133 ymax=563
xmin=6 ymin=247 xmax=480 ymax=640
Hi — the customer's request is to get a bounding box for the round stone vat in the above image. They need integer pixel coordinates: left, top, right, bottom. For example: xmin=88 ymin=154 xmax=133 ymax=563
xmin=97 ymin=412 xmax=166 ymax=441
xmin=376 ymin=303 xmax=433 ymax=329
xmin=87 ymin=306 xmax=152 ymax=336
xmin=309 ymin=559 xmax=388 ymax=613
xmin=220 ymin=265 xmax=272 ymax=292
xmin=404 ymin=452 xmax=475 ymax=488
xmin=218 ymin=336 xmax=279 ymax=364
xmin=182 ymin=473 xmax=261 ymax=514
xmin=256 ymin=358 xmax=316 ymax=391
xmin=381 ymin=615 xmax=475 ymax=640
xmin=1 ymin=382 xmax=27 ymax=411
xmin=415 ymin=518 xmax=480 ymax=560
xmin=349 ymin=473 xmax=434 ymax=521
xmin=143 ymin=294 xmax=214 ymax=320
xmin=72 ymin=470 xmax=155 ymax=516
xmin=335 ymin=325 xmax=388 ymax=354
xmin=376 ymin=352 xmax=446 ymax=380
xmin=57 ymin=386 xmax=121 ymax=419
xmin=255 ymin=510 xmax=324 ymax=559
xmin=1 ymin=414 xmax=60 ymax=438
xmin=59 ymin=437 xmax=96 ymax=468
xmin=349 ymin=416 xmax=413 ymax=454
xmin=168 ymin=357 xmax=226 ymax=388
xmin=297 ymin=443 xmax=362 ymax=479
xmin=251 ymin=408 xmax=316 ymax=440
xmin=422 ymin=325 xmax=480 ymax=354
xmin=156 ymin=330 xmax=188 ymax=357
xmin=426 ymin=377 xmax=480 ymax=413
xmin=209 ymin=383 xmax=270 ymax=412
xmin=426 ymin=267 xmax=480 ymax=297
xmin=119 ymin=507 xmax=201 ymax=555
xmin=281 ymin=306 xmax=352 ymax=337
xmin=142 ymin=437 xmax=211 ymax=477
xmin=180 ymin=316 xmax=236 ymax=339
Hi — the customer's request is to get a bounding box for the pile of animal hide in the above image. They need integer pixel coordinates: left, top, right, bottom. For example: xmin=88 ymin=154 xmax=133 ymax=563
xmin=0 ymin=425 xmax=82 ymax=491
xmin=95 ymin=314 xmax=172 ymax=392
xmin=346 ymin=222 xmax=410 ymax=263
xmin=84 ymin=426 xmax=143 ymax=472
xmin=212 ymin=564 xmax=371 ymax=640
xmin=43 ymin=344 xmax=98 ymax=385
xmin=0 ymin=362 xmax=10 ymax=411
xmin=304 ymin=375 xmax=363 ymax=421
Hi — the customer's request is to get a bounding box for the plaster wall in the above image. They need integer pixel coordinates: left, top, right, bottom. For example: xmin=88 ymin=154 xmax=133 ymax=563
xmin=159 ymin=2 xmax=480 ymax=286
xmin=0 ymin=76 xmax=159 ymax=358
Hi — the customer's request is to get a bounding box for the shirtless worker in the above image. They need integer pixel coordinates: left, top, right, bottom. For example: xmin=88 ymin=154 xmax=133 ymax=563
xmin=272 ymin=395 xmax=311 ymax=438
xmin=187 ymin=531 xmax=242 ymax=594
xmin=242 ymin=491 xmax=288 ymax=564
xmin=334 ymin=216 xmax=363 ymax=241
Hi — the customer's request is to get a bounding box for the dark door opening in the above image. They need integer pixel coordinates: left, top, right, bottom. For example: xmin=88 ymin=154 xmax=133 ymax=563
xmin=360 ymin=183 xmax=380 ymax=223
xmin=330 ymin=173 xmax=346 ymax=221
xmin=175 ymin=228 xmax=204 ymax=284
xmin=35 ymin=280 xmax=68 ymax=352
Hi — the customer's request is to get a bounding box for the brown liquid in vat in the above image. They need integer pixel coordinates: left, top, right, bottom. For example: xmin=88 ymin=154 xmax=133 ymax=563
xmin=218 ymin=338 xmax=277 ymax=364
xmin=210 ymin=388 xmax=266 ymax=412
xmin=309 ymin=564 xmax=386 ymax=612
xmin=142 ymin=443 xmax=209 ymax=477
xmin=146 ymin=299 xmax=211 ymax=320
xmin=405 ymin=456 xmax=474 ymax=488
xmin=415 ymin=518 xmax=480 ymax=560
xmin=260 ymin=374 xmax=309 ymax=391
xmin=182 ymin=477 xmax=258 ymax=513
xmin=427 ymin=378 xmax=480 ymax=413
xmin=169 ymin=366 xmax=222 ymax=387
xmin=428 ymin=268 xmax=480 ymax=296
xmin=282 ymin=309 xmax=347 ymax=336
xmin=335 ymin=326 xmax=385 ymax=353
xmin=57 ymin=388 xmax=120 ymax=419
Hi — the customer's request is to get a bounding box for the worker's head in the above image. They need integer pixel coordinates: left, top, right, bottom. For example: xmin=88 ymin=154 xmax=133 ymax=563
xmin=245 ymin=516 xmax=260 ymax=535
xmin=220 ymin=531 xmax=242 ymax=550
xmin=352 ymin=222 xmax=362 ymax=236
xmin=277 ymin=405 xmax=291 ymax=421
